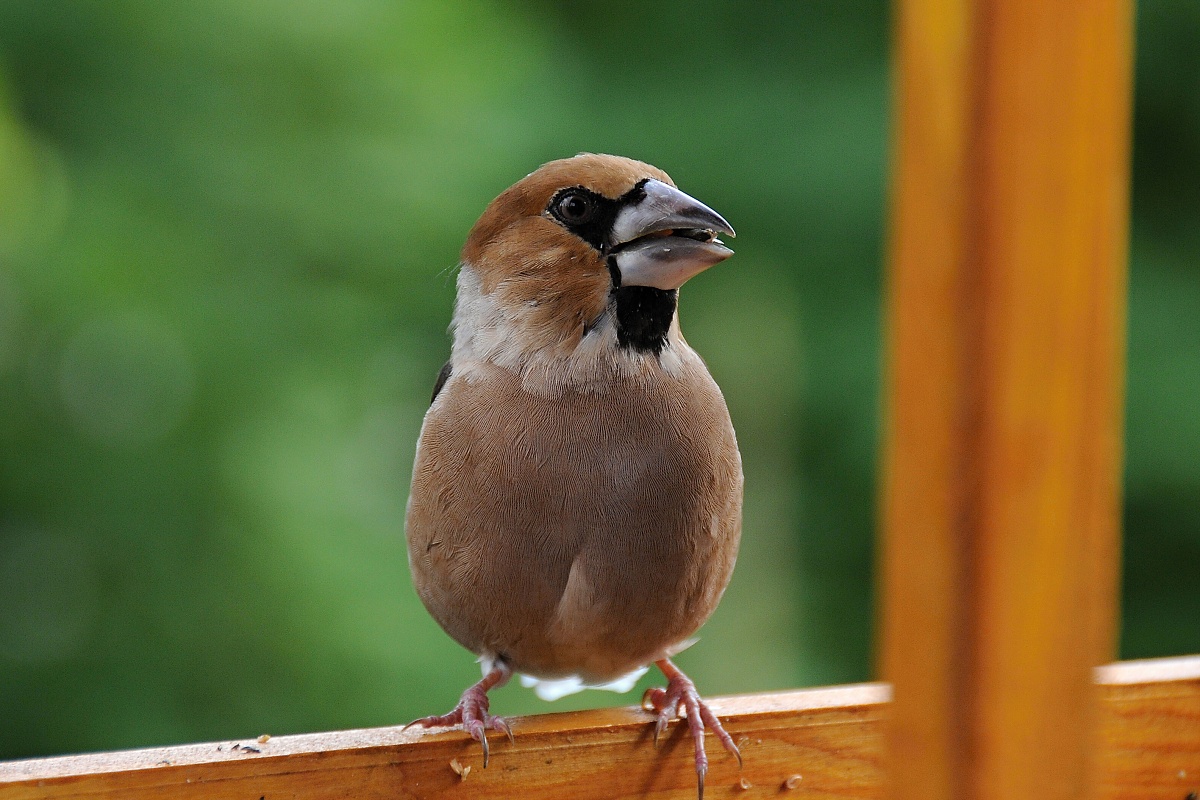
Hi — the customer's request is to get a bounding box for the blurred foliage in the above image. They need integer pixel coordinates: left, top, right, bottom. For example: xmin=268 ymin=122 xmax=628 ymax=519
xmin=0 ymin=0 xmax=1195 ymax=761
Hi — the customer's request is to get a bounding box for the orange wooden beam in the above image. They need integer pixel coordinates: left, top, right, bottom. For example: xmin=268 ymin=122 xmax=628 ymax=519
xmin=879 ymin=1 xmax=1135 ymax=798
xmin=1 ymin=685 xmax=889 ymax=800
xmin=3 ymin=658 xmax=1198 ymax=799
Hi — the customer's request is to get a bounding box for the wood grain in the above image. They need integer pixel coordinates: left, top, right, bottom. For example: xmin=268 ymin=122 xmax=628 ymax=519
xmin=2 ymin=657 xmax=1196 ymax=799
xmin=1095 ymin=657 xmax=1200 ymax=799
xmin=0 ymin=684 xmax=889 ymax=800
xmin=879 ymin=0 xmax=1134 ymax=798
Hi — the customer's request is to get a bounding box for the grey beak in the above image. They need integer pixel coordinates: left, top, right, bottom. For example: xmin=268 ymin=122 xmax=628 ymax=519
xmin=609 ymin=179 xmax=735 ymax=291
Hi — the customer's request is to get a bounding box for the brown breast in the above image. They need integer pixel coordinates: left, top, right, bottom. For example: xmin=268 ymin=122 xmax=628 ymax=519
xmin=406 ymin=356 xmax=742 ymax=683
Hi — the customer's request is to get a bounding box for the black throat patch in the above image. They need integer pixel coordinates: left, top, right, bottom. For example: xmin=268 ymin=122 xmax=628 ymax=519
xmin=613 ymin=286 xmax=678 ymax=355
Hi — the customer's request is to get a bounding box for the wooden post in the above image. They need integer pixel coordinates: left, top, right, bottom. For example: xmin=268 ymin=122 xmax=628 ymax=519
xmin=879 ymin=0 xmax=1134 ymax=798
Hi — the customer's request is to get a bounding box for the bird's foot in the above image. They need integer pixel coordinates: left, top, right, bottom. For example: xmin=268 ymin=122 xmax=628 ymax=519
xmin=642 ymin=658 xmax=741 ymax=800
xmin=404 ymin=662 xmax=513 ymax=767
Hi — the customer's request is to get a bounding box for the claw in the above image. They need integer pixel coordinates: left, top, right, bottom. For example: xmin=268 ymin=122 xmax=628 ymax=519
xmin=654 ymin=712 xmax=669 ymax=748
xmin=478 ymin=724 xmax=491 ymax=768
xmin=406 ymin=661 xmax=513 ymax=768
xmin=492 ymin=715 xmax=515 ymax=744
xmin=402 ymin=712 xmax=454 ymax=731
xmin=644 ymin=659 xmax=739 ymax=800
xmin=697 ymin=700 xmax=742 ymax=768
xmin=642 ymin=686 xmax=666 ymax=711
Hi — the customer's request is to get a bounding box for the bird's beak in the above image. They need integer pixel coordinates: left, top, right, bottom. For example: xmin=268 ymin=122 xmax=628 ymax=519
xmin=609 ymin=179 xmax=736 ymax=291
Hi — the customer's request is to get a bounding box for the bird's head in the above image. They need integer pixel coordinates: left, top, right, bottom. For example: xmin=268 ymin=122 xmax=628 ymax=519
xmin=453 ymin=154 xmax=735 ymax=382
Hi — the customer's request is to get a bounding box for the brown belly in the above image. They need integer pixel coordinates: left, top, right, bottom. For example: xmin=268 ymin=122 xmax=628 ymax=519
xmin=406 ymin=362 xmax=742 ymax=682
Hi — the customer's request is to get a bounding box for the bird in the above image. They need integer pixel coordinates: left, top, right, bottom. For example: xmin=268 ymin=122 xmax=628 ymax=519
xmin=405 ymin=153 xmax=743 ymax=798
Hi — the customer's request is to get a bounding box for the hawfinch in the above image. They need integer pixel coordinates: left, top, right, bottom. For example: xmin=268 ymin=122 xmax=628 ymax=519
xmin=406 ymin=154 xmax=743 ymax=797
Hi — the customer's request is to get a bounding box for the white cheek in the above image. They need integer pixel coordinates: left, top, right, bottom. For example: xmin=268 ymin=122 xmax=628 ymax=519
xmin=451 ymin=264 xmax=519 ymax=368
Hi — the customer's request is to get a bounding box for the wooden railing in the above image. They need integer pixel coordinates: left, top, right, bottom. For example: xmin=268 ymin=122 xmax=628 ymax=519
xmin=1 ymin=656 xmax=1196 ymax=799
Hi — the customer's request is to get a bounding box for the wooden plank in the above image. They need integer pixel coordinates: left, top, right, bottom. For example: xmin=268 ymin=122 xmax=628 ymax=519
xmin=2 ymin=657 xmax=1197 ymax=799
xmin=0 ymin=684 xmax=889 ymax=800
xmin=879 ymin=0 xmax=1135 ymax=798
xmin=1095 ymin=657 xmax=1200 ymax=800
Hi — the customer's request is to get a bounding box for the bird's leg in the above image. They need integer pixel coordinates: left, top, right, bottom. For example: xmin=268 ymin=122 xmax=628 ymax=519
xmin=404 ymin=660 xmax=514 ymax=767
xmin=642 ymin=658 xmax=741 ymax=800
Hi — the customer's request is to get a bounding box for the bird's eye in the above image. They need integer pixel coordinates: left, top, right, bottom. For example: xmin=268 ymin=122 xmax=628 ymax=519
xmin=553 ymin=190 xmax=596 ymax=224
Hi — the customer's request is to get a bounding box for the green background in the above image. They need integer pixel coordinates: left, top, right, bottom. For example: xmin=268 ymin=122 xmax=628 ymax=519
xmin=1 ymin=1 xmax=1196 ymax=761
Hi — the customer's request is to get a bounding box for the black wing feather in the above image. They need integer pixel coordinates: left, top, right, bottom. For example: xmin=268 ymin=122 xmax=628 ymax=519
xmin=430 ymin=360 xmax=452 ymax=404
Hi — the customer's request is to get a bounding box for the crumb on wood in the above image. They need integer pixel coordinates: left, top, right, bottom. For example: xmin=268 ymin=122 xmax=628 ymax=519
xmin=257 ymin=734 xmax=271 ymax=744
xmin=449 ymin=758 xmax=470 ymax=779
xmin=784 ymin=774 xmax=803 ymax=790
xmin=737 ymin=777 xmax=752 ymax=790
